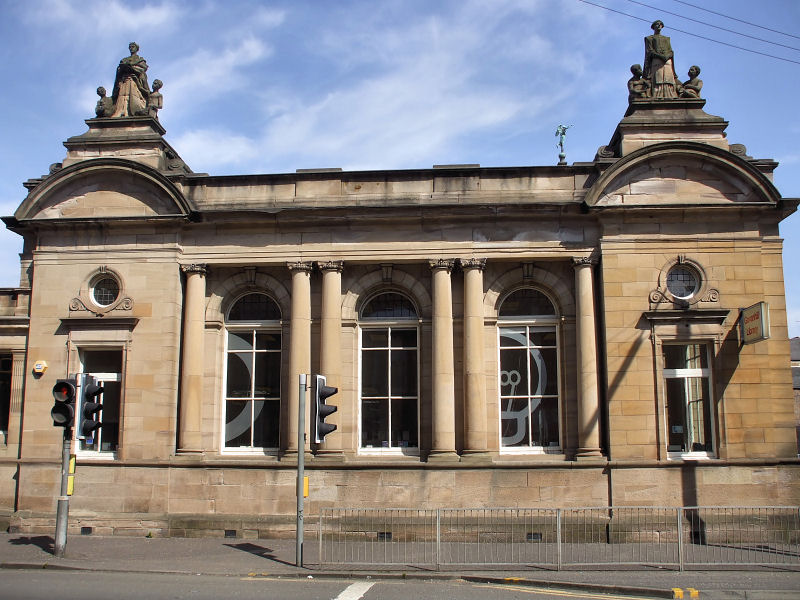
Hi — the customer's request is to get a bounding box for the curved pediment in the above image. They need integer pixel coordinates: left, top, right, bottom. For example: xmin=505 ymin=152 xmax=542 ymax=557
xmin=585 ymin=142 xmax=780 ymax=208
xmin=15 ymin=158 xmax=191 ymax=221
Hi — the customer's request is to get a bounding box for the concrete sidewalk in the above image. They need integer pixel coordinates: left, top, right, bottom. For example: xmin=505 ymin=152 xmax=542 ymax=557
xmin=1 ymin=532 xmax=799 ymax=599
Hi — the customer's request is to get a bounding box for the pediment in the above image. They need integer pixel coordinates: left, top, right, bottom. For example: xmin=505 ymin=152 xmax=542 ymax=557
xmin=585 ymin=142 xmax=780 ymax=208
xmin=15 ymin=158 xmax=190 ymax=221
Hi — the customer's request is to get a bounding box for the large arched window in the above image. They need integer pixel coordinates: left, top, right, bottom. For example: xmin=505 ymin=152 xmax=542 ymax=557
xmin=224 ymin=293 xmax=281 ymax=451
xmin=498 ymin=288 xmax=561 ymax=453
xmin=359 ymin=292 xmax=419 ymax=453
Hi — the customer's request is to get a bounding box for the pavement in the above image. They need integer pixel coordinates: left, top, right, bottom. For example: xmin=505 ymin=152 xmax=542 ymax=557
xmin=1 ymin=532 xmax=799 ymax=599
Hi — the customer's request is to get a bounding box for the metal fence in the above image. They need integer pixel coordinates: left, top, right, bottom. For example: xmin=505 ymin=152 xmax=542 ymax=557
xmin=318 ymin=506 xmax=800 ymax=570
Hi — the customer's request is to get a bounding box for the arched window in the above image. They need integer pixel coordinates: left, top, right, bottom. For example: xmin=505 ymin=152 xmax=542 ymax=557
xmin=497 ymin=288 xmax=561 ymax=453
xmin=224 ymin=293 xmax=281 ymax=451
xmin=359 ymin=292 xmax=419 ymax=453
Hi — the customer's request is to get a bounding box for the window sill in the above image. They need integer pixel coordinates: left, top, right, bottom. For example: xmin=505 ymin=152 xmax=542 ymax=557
xmin=667 ymin=451 xmax=715 ymax=461
xmin=76 ymin=451 xmax=118 ymax=461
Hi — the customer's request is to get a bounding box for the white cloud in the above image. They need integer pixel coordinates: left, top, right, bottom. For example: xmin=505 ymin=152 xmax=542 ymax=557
xmin=160 ymin=36 xmax=271 ymax=118
xmin=252 ymin=7 xmax=286 ymax=29
xmin=172 ymin=129 xmax=260 ymax=171
xmin=23 ymin=0 xmax=184 ymax=37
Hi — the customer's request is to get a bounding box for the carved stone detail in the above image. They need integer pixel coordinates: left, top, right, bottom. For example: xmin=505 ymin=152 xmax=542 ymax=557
xmin=287 ymin=261 xmax=313 ymax=273
xmin=572 ymin=256 xmax=597 ymax=267
xmin=460 ymin=258 xmax=486 ymax=271
xmin=181 ymin=264 xmax=208 ymax=276
xmin=429 ymin=259 xmax=455 ymax=272
xmin=380 ymin=263 xmax=393 ymax=282
xmin=319 ymin=261 xmax=344 ymax=273
xmin=701 ymin=288 xmax=720 ymax=303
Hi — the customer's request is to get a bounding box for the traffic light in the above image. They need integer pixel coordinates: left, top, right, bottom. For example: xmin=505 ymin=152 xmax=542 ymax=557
xmin=51 ymin=379 xmax=77 ymax=427
xmin=79 ymin=374 xmax=104 ymax=439
xmin=312 ymin=374 xmax=338 ymax=443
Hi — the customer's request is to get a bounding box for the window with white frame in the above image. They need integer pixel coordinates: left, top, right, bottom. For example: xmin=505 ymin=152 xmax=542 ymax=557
xmin=0 ymin=354 xmax=11 ymax=433
xmin=498 ymin=288 xmax=561 ymax=452
xmin=224 ymin=293 xmax=281 ymax=450
xmin=78 ymin=349 xmax=122 ymax=453
xmin=359 ymin=292 xmax=419 ymax=452
xmin=663 ymin=343 xmax=714 ymax=456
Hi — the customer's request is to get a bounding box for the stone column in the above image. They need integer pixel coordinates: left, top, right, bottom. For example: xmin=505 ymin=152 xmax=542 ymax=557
xmin=318 ymin=261 xmax=343 ymax=452
xmin=5 ymin=350 xmax=26 ymax=452
xmin=287 ymin=262 xmax=313 ymax=454
xmin=461 ymin=258 xmax=487 ymax=455
xmin=178 ymin=264 xmax=207 ymax=453
xmin=429 ymin=259 xmax=457 ymax=458
xmin=573 ymin=257 xmax=602 ymax=457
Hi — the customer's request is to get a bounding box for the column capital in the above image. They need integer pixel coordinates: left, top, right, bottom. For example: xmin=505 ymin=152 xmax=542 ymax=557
xmin=429 ymin=258 xmax=455 ymax=272
xmin=460 ymin=258 xmax=487 ymax=271
xmin=572 ymin=256 xmax=597 ymax=268
xmin=318 ymin=260 xmax=344 ymax=273
xmin=287 ymin=261 xmax=313 ymax=273
xmin=180 ymin=263 xmax=208 ymax=276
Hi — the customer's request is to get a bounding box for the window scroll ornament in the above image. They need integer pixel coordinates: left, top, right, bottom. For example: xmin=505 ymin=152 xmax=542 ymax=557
xmin=70 ymin=267 xmax=133 ymax=317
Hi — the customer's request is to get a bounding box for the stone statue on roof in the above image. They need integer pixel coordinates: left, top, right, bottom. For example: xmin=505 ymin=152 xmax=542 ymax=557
xmin=94 ymin=42 xmax=164 ymax=119
xmin=643 ymin=20 xmax=680 ymax=99
xmin=111 ymin=42 xmax=151 ymax=117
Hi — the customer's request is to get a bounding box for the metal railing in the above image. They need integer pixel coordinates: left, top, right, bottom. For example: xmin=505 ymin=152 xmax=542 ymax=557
xmin=318 ymin=506 xmax=800 ymax=570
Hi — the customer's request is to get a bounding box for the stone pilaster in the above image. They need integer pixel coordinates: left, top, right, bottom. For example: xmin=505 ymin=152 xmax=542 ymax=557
xmin=461 ymin=258 xmax=487 ymax=454
xmin=429 ymin=259 xmax=457 ymax=459
xmin=318 ymin=261 xmax=343 ymax=452
xmin=573 ymin=257 xmax=602 ymax=458
xmin=287 ymin=262 xmax=313 ymax=453
xmin=178 ymin=264 xmax=207 ymax=453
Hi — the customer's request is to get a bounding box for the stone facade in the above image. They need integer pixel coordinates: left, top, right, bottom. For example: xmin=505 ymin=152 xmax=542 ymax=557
xmin=0 ymin=93 xmax=797 ymax=537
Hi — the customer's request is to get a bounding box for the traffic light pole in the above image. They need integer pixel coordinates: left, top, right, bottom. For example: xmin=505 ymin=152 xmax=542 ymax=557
xmin=296 ymin=373 xmax=307 ymax=568
xmin=54 ymin=427 xmax=72 ymax=558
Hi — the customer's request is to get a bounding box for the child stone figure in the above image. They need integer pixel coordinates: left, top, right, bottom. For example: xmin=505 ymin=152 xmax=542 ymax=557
xmin=680 ymin=66 xmax=702 ymax=98
xmin=147 ymin=79 xmax=163 ymax=119
xmin=627 ymin=64 xmax=650 ymax=102
xmin=95 ymin=86 xmax=114 ymax=117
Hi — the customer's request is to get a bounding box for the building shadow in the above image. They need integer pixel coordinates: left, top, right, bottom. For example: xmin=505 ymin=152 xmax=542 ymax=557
xmin=8 ymin=535 xmax=55 ymax=554
xmin=224 ymin=542 xmax=295 ymax=567
xmin=681 ymin=462 xmax=706 ymax=545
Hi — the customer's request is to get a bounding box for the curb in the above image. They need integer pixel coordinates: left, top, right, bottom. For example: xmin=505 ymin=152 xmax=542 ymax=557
xmin=1 ymin=561 xmax=678 ymax=598
xmin=462 ymin=575 xmax=677 ymax=599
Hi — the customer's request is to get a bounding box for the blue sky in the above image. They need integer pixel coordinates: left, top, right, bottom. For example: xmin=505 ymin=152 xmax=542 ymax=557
xmin=0 ymin=0 xmax=798 ymax=337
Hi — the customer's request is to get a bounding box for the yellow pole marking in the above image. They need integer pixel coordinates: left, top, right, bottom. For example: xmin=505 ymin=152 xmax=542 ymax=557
xmin=672 ymin=588 xmax=684 ymax=599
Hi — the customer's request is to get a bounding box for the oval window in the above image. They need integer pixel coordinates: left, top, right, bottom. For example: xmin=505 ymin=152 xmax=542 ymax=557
xmin=92 ymin=277 xmax=120 ymax=307
xmin=666 ymin=265 xmax=699 ymax=299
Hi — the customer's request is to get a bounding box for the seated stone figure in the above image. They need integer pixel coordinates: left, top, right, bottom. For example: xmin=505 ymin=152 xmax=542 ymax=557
xmin=95 ymin=86 xmax=114 ymax=117
xmin=147 ymin=79 xmax=163 ymax=119
xmin=680 ymin=65 xmax=703 ymax=98
xmin=627 ymin=64 xmax=651 ymax=102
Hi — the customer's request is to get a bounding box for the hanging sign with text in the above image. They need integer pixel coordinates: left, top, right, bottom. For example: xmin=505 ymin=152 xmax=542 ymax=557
xmin=740 ymin=302 xmax=770 ymax=344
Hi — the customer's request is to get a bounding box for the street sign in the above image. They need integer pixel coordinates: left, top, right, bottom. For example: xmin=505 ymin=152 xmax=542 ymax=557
xmin=740 ymin=302 xmax=770 ymax=344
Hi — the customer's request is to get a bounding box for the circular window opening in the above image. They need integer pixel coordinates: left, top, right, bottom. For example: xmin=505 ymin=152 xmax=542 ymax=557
xmin=666 ymin=265 xmax=699 ymax=299
xmin=92 ymin=277 xmax=120 ymax=307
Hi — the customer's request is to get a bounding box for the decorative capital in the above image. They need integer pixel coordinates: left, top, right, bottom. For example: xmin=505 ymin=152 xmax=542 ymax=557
xmin=318 ymin=260 xmax=344 ymax=273
xmin=429 ymin=259 xmax=455 ymax=272
xmin=572 ymin=256 xmax=597 ymax=267
xmin=181 ymin=263 xmax=207 ymax=276
xmin=287 ymin=261 xmax=313 ymax=273
xmin=460 ymin=258 xmax=486 ymax=271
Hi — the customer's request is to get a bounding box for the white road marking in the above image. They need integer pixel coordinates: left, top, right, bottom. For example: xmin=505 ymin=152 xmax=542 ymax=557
xmin=334 ymin=580 xmax=376 ymax=600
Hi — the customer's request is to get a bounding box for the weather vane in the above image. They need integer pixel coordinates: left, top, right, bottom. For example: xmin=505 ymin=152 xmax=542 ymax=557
xmin=555 ymin=124 xmax=572 ymax=166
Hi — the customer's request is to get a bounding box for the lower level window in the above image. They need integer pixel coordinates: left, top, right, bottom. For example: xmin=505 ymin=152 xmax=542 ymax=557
xmin=663 ymin=343 xmax=713 ymax=455
xmin=79 ymin=350 xmax=122 ymax=453
xmin=224 ymin=329 xmax=281 ymax=449
xmin=0 ymin=355 xmax=11 ymax=432
xmin=499 ymin=326 xmax=560 ymax=450
xmin=360 ymin=327 xmax=419 ymax=450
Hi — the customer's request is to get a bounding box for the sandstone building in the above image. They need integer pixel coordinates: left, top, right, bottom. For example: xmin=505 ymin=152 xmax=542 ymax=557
xmin=0 ymin=41 xmax=797 ymax=536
